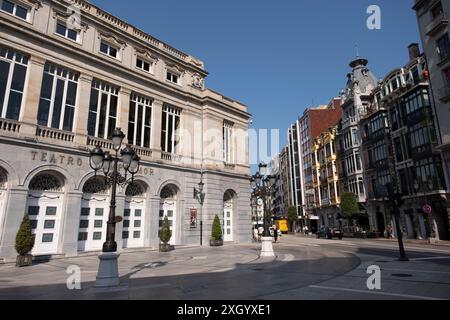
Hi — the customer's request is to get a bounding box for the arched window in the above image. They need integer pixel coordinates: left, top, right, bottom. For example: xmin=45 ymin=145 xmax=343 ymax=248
xmin=29 ymin=173 xmax=63 ymax=191
xmin=82 ymin=176 xmax=110 ymax=194
xmin=125 ymin=181 xmax=147 ymax=197
xmin=0 ymin=168 xmax=7 ymax=189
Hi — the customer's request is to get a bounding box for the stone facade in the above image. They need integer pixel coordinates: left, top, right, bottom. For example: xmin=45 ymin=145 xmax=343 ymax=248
xmin=0 ymin=0 xmax=251 ymax=262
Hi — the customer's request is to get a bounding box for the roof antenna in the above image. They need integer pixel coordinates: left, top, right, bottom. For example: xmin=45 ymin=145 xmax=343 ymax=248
xmin=355 ymin=43 xmax=360 ymax=58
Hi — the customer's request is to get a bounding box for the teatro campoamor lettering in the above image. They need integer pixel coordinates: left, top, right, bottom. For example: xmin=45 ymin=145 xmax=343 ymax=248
xmin=31 ymin=151 xmax=155 ymax=176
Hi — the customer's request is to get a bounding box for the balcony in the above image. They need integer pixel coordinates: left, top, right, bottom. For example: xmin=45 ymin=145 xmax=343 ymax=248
xmin=87 ymin=136 xmax=116 ymax=151
xmin=133 ymin=145 xmax=153 ymax=160
xmin=426 ymin=12 xmax=449 ymax=37
xmin=406 ymin=107 xmax=433 ymax=126
xmin=0 ymin=118 xmax=21 ymax=136
xmin=161 ymin=151 xmax=182 ymax=163
xmin=362 ymin=128 xmax=390 ymax=144
xmin=36 ymin=126 xmax=74 ymax=143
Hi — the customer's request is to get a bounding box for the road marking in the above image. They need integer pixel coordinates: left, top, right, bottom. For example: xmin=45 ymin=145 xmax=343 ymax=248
xmin=380 ymin=267 xmax=450 ymax=275
xmin=192 ymin=256 xmax=207 ymax=260
xmin=410 ymin=256 xmax=450 ymax=261
xmin=308 ymin=285 xmax=445 ymax=300
xmin=282 ymin=254 xmax=295 ymax=262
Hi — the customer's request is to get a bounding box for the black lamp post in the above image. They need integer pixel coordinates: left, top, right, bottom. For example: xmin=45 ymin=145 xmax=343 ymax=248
xmin=89 ymin=128 xmax=140 ymax=286
xmin=194 ymin=172 xmax=205 ymax=246
xmin=385 ymin=182 xmax=408 ymax=261
xmin=251 ymin=162 xmax=276 ymax=238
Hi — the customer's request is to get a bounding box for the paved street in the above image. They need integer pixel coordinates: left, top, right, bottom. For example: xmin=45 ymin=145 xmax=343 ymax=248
xmin=0 ymin=235 xmax=449 ymax=300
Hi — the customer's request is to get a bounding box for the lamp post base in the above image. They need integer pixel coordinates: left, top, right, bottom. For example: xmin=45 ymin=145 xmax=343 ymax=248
xmin=260 ymin=237 xmax=275 ymax=257
xmin=95 ymin=252 xmax=120 ymax=287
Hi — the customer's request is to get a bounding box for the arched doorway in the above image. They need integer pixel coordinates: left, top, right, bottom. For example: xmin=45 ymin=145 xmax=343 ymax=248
xmin=123 ymin=181 xmax=148 ymax=248
xmin=78 ymin=176 xmax=111 ymax=252
xmin=26 ymin=171 xmax=65 ymax=255
xmin=223 ymin=190 xmax=236 ymax=242
xmin=159 ymin=184 xmax=178 ymax=245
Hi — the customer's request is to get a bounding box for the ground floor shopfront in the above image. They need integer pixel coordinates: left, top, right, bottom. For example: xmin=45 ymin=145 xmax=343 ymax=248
xmin=367 ymin=195 xmax=450 ymax=241
xmin=0 ymin=142 xmax=251 ymax=262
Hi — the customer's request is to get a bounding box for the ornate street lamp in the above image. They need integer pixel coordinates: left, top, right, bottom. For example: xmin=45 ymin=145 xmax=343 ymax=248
xmin=194 ymin=172 xmax=205 ymax=246
xmin=251 ymin=161 xmax=276 ymax=257
xmin=89 ymin=128 xmax=141 ymax=287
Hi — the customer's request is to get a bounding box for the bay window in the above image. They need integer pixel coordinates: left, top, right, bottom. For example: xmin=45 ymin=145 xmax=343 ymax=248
xmin=161 ymin=105 xmax=181 ymax=153
xmin=37 ymin=63 xmax=79 ymax=131
xmin=223 ymin=121 xmax=233 ymax=163
xmin=0 ymin=0 xmax=29 ymax=21
xmin=0 ymin=46 xmax=28 ymax=120
xmin=87 ymin=80 xmax=119 ymax=139
xmin=55 ymin=22 xmax=79 ymax=42
xmin=128 ymin=94 xmax=152 ymax=148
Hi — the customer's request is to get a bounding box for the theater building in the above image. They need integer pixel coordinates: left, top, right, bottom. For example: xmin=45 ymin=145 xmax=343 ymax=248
xmin=0 ymin=0 xmax=251 ymax=262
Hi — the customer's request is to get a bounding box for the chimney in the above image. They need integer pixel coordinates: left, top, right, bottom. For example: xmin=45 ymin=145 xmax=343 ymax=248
xmin=408 ymin=43 xmax=420 ymax=61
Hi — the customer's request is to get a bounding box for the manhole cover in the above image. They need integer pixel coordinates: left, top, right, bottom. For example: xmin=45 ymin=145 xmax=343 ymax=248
xmin=392 ymin=273 xmax=413 ymax=278
xmin=252 ymin=268 xmax=264 ymax=271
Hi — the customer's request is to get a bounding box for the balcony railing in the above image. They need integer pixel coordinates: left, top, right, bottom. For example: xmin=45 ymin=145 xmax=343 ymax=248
xmin=87 ymin=136 xmax=116 ymax=151
xmin=36 ymin=126 xmax=74 ymax=143
xmin=133 ymin=145 xmax=153 ymax=159
xmin=161 ymin=151 xmax=182 ymax=162
xmin=426 ymin=12 xmax=449 ymax=36
xmin=0 ymin=118 xmax=21 ymax=134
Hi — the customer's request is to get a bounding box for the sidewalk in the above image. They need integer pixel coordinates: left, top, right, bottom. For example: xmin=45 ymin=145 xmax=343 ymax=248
xmin=293 ymin=232 xmax=450 ymax=247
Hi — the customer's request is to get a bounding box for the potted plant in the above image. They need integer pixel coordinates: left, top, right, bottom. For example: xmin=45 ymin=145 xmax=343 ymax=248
xmin=210 ymin=215 xmax=223 ymax=247
xmin=159 ymin=216 xmax=172 ymax=252
xmin=15 ymin=214 xmax=35 ymax=267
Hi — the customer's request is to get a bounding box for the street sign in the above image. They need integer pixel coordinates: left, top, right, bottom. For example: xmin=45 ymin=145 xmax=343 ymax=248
xmin=115 ymin=216 xmax=123 ymax=223
xmin=422 ymin=204 xmax=432 ymax=214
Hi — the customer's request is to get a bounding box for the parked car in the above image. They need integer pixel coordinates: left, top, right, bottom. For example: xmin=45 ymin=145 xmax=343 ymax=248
xmin=316 ymin=226 xmax=343 ymax=240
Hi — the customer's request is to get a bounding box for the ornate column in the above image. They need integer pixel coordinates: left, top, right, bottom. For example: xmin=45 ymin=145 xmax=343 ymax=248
xmin=61 ymin=191 xmax=83 ymax=257
xmin=148 ymin=196 xmax=161 ymax=248
xmin=150 ymin=99 xmax=163 ymax=160
xmin=0 ymin=187 xmax=28 ymax=261
xmin=73 ymin=74 xmax=93 ymax=146
xmin=118 ymin=87 xmax=132 ymax=144
xmin=20 ymin=56 xmax=46 ymax=137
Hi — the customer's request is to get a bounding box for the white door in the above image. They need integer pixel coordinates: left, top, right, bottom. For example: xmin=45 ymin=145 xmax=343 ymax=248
xmin=159 ymin=200 xmax=176 ymax=245
xmin=223 ymin=201 xmax=233 ymax=242
xmin=78 ymin=199 xmax=109 ymax=252
xmin=123 ymin=199 xmax=145 ymax=248
xmin=27 ymin=196 xmax=63 ymax=255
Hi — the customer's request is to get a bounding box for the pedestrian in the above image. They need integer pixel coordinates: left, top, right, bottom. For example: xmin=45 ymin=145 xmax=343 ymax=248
xmin=258 ymin=226 xmax=263 ymax=241
xmin=273 ymin=225 xmax=278 ymax=243
xmin=304 ymin=225 xmax=309 ymax=235
xmin=253 ymin=227 xmax=259 ymax=242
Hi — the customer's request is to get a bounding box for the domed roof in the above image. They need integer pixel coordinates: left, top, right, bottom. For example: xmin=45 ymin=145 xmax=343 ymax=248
xmin=345 ymin=57 xmax=378 ymax=96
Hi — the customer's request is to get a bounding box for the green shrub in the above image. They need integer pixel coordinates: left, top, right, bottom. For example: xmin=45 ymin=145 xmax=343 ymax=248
xmin=159 ymin=216 xmax=172 ymax=244
xmin=15 ymin=214 xmax=35 ymax=256
xmin=211 ymin=215 xmax=222 ymax=241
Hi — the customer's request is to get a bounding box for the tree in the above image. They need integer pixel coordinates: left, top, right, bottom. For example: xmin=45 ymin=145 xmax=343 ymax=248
xmin=159 ymin=216 xmax=172 ymax=244
xmin=287 ymin=206 xmax=298 ymax=232
xmin=340 ymin=192 xmax=359 ymax=219
xmin=15 ymin=214 xmax=35 ymax=256
xmin=211 ymin=215 xmax=223 ymax=241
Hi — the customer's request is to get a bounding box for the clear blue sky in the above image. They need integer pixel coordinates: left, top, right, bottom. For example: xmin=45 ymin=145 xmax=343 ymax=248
xmin=90 ymin=0 xmax=420 ymax=169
